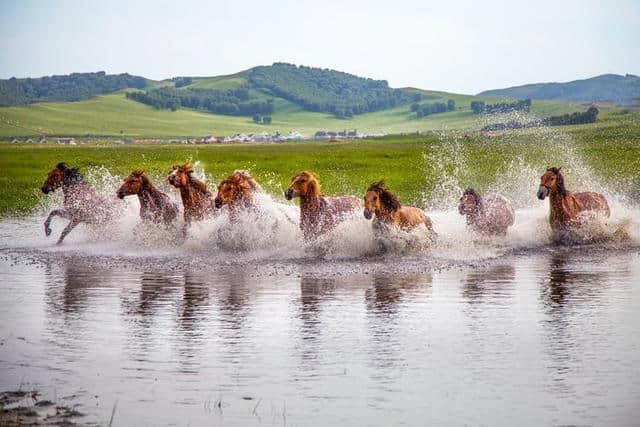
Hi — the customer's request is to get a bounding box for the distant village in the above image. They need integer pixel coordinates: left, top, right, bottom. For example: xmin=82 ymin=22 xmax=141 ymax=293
xmin=5 ymin=129 xmax=386 ymax=145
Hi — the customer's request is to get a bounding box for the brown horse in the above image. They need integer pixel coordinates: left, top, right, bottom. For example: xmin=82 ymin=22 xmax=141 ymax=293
xmin=41 ymin=163 xmax=115 ymax=244
xmin=537 ymin=167 xmax=610 ymax=236
xmin=117 ymin=170 xmax=178 ymax=225
xmin=458 ymin=188 xmax=515 ymax=236
xmin=214 ymin=170 xmax=262 ymax=217
xmin=285 ymin=171 xmax=360 ymax=240
xmin=363 ymin=181 xmax=434 ymax=233
xmin=167 ymin=163 xmax=215 ymax=233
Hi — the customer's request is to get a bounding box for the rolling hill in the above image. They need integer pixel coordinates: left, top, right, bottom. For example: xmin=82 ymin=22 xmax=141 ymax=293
xmin=0 ymin=64 xmax=598 ymax=138
xmin=479 ymin=73 xmax=640 ymax=106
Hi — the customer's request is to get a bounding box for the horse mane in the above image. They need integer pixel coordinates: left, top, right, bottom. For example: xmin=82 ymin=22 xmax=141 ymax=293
xmin=57 ymin=162 xmax=84 ymax=185
xmin=175 ymin=163 xmax=210 ymax=195
xmin=548 ymin=167 xmax=567 ymax=196
xmin=368 ymin=180 xmax=401 ymax=212
xmin=132 ymin=170 xmax=157 ymax=191
xmin=463 ymin=188 xmax=484 ymax=212
xmin=232 ymin=170 xmax=262 ymax=192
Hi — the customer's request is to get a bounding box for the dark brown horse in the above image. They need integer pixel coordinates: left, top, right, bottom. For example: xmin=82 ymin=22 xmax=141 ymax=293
xmin=167 ymin=163 xmax=215 ymax=233
xmin=285 ymin=171 xmax=360 ymax=240
xmin=117 ymin=170 xmax=178 ymax=225
xmin=214 ymin=170 xmax=262 ymax=219
xmin=537 ymin=167 xmax=610 ymax=236
xmin=458 ymin=188 xmax=515 ymax=236
xmin=363 ymin=181 xmax=434 ymax=233
xmin=41 ymin=163 xmax=115 ymax=244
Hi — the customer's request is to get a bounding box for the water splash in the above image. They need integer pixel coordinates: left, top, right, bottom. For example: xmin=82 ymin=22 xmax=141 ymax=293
xmin=5 ymin=129 xmax=639 ymax=267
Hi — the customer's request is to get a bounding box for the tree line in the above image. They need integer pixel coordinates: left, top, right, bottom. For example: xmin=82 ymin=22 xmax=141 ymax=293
xmin=247 ymin=63 xmax=412 ymax=118
xmin=126 ymin=87 xmax=275 ymax=116
xmin=411 ymin=99 xmax=455 ymax=118
xmin=0 ymin=71 xmax=147 ymax=106
xmin=481 ymin=106 xmax=599 ymax=131
xmin=470 ymin=99 xmax=531 ymax=114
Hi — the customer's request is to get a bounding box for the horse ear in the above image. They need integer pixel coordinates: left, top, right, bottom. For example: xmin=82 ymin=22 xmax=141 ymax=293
xmin=172 ymin=165 xmax=178 ymax=170
xmin=56 ymin=162 xmax=67 ymax=170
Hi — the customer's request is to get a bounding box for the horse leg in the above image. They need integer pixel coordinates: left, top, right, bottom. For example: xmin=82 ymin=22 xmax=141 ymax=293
xmin=56 ymin=219 xmax=80 ymax=245
xmin=44 ymin=209 xmax=70 ymax=236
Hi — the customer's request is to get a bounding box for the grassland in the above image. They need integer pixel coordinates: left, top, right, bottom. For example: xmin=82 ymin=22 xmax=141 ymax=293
xmin=0 ymin=78 xmax=592 ymax=139
xmin=1 ymin=110 xmax=638 ymax=216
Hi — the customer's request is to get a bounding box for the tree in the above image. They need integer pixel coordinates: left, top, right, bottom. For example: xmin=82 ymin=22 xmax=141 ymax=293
xmin=447 ymin=99 xmax=455 ymax=111
xmin=262 ymin=116 xmax=272 ymax=124
xmin=410 ymin=102 xmax=420 ymax=112
xmin=471 ymin=101 xmax=485 ymax=114
xmin=253 ymin=114 xmax=262 ymax=123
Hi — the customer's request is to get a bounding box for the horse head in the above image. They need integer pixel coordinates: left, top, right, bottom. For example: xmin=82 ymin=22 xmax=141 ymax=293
xmin=167 ymin=163 xmax=193 ymax=189
xmin=42 ymin=162 xmax=82 ymax=194
xmin=286 ymin=171 xmax=319 ymax=200
xmin=538 ymin=167 xmax=565 ymax=200
xmin=215 ymin=171 xmax=261 ymax=208
xmin=117 ymin=169 xmax=148 ymax=199
xmin=363 ymin=181 xmax=401 ymax=219
xmin=459 ymin=188 xmax=483 ymax=216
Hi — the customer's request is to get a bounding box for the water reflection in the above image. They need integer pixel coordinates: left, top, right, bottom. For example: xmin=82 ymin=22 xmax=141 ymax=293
xmin=462 ymin=264 xmax=515 ymax=304
xmin=297 ymin=276 xmax=337 ymax=368
xmin=365 ymin=273 xmax=431 ymax=376
xmin=539 ymin=249 xmax=611 ymax=396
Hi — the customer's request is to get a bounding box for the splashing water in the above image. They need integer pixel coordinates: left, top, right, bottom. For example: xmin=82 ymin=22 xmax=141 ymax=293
xmin=2 ymin=129 xmax=639 ymax=270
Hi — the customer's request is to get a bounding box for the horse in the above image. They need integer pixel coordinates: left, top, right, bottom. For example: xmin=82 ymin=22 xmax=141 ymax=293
xmin=167 ymin=163 xmax=215 ymax=234
xmin=214 ymin=170 xmax=262 ymax=219
xmin=117 ymin=170 xmax=178 ymax=225
xmin=363 ymin=181 xmax=434 ymax=234
xmin=458 ymin=188 xmax=515 ymax=236
xmin=41 ymin=162 xmax=115 ymax=244
xmin=285 ymin=171 xmax=360 ymax=240
xmin=537 ymin=167 xmax=610 ymax=238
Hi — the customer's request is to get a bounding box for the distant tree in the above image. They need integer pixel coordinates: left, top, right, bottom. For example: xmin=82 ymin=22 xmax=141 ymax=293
xmin=410 ymin=102 xmax=420 ymax=112
xmin=471 ymin=101 xmax=485 ymax=114
xmin=262 ymin=116 xmax=272 ymax=124
xmin=447 ymin=99 xmax=455 ymax=111
xmin=253 ymin=114 xmax=262 ymax=123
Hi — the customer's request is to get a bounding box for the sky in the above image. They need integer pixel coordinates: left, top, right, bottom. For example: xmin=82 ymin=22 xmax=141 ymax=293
xmin=1 ymin=0 xmax=638 ymax=94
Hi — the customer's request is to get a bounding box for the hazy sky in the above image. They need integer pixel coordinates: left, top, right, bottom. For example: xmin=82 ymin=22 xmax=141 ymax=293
xmin=1 ymin=0 xmax=638 ymax=94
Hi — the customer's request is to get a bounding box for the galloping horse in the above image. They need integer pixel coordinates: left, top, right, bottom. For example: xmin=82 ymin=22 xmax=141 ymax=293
xmin=537 ymin=167 xmax=610 ymax=237
xmin=214 ymin=170 xmax=262 ymax=218
xmin=285 ymin=171 xmax=360 ymax=240
xmin=41 ymin=162 xmax=115 ymax=244
xmin=363 ymin=181 xmax=434 ymax=233
xmin=167 ymin=163 xmax=215 ymax=233
xmin=458 ymin=188 xmax=515 ymax=236
xmin=117 ymin=170 xmax=178 ymax=225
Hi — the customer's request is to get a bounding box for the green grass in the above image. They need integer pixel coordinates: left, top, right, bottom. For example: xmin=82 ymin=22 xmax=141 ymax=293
xmin=1 ymin=111 xmax=638 ymax=216
xmin=0 ymin=84 xmax=594 ymax=138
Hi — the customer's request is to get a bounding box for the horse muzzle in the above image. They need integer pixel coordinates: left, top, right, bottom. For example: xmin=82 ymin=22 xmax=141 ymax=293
xmin=537 ymin=186 xmax=549 ymax=200
xmin=41 ymin=186 xmax=51 ymax=194
xmin=214 ymin=198 xmax=223 ymax=209
xmin=458 ymin=205 xmax=465 ymax=215
xmin=117 ymin=191 xmax=126 ymax=199
xmin=363 ymin=209 xmax=372 ymax=220
xmin=285 ymin=188 xmax=294 ymax=200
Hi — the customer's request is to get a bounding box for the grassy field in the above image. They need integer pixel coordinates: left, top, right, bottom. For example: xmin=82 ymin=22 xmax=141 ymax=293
xmin=1 ymin=111 xmax=638 ymax=216
xmin=0 ymin=82 xmax=592 ymax=139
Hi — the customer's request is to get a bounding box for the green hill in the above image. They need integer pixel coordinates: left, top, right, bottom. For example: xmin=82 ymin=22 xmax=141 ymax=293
xmin=0 ymin=64 xmax=598 ymax=138
xmin=479 ymin=74 xmax=640 ymax=106
xmin=0 ymin=71 xmax=148 ymax=106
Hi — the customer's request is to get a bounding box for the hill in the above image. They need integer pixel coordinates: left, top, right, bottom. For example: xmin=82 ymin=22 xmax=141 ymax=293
xmin=0 ymin=71 xmax=148 ymax=106
xmin=0 ymin=64 xmax=598 ymax=138
xmin=478 ymin=73 xmax=640 ymax=106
